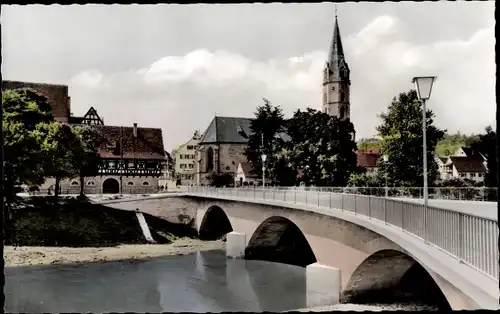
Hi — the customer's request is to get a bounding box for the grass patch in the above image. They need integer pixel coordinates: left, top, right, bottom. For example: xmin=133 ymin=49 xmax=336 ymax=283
xmin=6 ymin=196 xmax=198 ymax=247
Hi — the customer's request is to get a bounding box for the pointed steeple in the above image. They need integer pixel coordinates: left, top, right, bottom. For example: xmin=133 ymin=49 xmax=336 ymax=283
xmin=326 ymin=13 xmax=349 ymax=81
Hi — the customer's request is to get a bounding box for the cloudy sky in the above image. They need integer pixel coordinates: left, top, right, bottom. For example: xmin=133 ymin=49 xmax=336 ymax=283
xmin=2 ymin=2 xmax=495 ymax=151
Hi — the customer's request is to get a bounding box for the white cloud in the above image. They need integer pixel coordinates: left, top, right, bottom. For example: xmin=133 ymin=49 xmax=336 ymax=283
xmin=68 ymin=15 xmax=494 ymax=151
xmin=70 ymin=70 xmax=105 ymax=88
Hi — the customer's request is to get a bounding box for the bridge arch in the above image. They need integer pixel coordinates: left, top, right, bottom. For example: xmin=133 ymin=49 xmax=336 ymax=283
xmin=245 ymin=216 xmax=317 ymax=267
xmin=343 ymin=249 xmax=452 ymax=310
xmin=198 ymin=205 xmax=233 ymax=240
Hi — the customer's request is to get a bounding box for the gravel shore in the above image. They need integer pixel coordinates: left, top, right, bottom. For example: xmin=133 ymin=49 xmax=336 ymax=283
xmin=4 ymin=238 xmax=225 ymax=267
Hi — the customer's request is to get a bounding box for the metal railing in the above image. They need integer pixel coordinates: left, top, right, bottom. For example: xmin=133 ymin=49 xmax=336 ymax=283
xmin=243 ymin=186 xmax=497 ymax=202
xmin=187 ymin=186 xmax=499 ymax=281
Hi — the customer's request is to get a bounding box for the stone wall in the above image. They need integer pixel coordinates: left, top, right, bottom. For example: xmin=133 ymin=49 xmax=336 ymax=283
xmin=197 ymin=143 xmax=248 ymax=185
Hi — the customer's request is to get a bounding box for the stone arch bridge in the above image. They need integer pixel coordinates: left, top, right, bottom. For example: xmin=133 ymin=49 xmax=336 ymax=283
xmin=101 ymin=188 xmax=498 ymax=311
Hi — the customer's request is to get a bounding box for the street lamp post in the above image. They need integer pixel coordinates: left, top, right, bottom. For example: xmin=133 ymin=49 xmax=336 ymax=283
xmin=412 ymin=76 xmax=437 ymax=243
xmin=383 ymin=154 xmax=389 ymax=198
xmin=261 ymin=154 xmax=267 ymax=188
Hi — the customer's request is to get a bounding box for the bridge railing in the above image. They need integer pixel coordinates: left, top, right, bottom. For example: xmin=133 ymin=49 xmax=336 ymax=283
xmin=187 ymin=186 xmax=499 ymax=281
xmin=255 ymin=186 xmax=497 ymax=202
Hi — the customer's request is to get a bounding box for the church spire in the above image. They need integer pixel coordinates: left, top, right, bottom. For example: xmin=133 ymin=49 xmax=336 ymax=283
xmin=322 ymin=8 xmax=351 ymax=120
xmin=327 ymin=12 xmax=349 ymax=80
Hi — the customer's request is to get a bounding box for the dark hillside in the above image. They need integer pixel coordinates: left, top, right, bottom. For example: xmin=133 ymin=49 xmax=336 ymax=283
xmin=6 ymin=197 xmax=197 ymax=247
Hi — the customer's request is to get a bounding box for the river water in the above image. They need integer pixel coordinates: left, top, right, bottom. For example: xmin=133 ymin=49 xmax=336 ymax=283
xmin=5 ymin=250 xmax=435 ymax=312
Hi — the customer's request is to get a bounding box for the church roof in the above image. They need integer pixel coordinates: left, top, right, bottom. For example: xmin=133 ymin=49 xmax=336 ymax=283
xmin=199 ymin=116 xmax=253 ymax=144
xmin=326 ymin=16 xmax=350 ymax=80
xmin=199 ymin=116 xmax=292 ymax=145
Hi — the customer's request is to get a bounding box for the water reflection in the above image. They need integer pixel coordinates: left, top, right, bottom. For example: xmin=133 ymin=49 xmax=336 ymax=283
xmin=5 ymin=250 xmax=307 ymax=313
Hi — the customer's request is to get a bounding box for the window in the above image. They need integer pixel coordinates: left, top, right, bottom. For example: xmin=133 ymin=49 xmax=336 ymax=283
xmin=127 ymin=181 xmax=134 ymax=186
xmin=339 ymin=106 xmax=345 ymax=120
xmin=460 ymin=173 xmax=466 ymax=177
xmin=128 ymin=161 xmax=135 ymax=168
xmin=188 ymin=164 xmax=194 ymax=169
xmin=478 ymin=173 xmax=483 ymax=177
xmin=207 ymin=147 xmax=214 ymax=171
xmin=109 ymin=161 xmax=116 ymax=169
xmin=225 ymin=166 xmax=230 ymax=171
xmin=187 ymin=145 xmax=194 ymax=150
xmin=340 ymin=92 xmax=345 ymax=102
xmin=142 ymin=182 xmax=149 ymax=186
xmin=71 ymin=181 xmax=79 ymax=186
xmin=87 ymin=181 xmax=95 ymax=186
xmin=180 ymin=164 xmax=187 ymax=169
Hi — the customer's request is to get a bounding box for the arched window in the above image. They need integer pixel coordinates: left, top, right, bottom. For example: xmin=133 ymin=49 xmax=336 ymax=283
xmin=340 ymin=92 xmax=345 ymax=102
xmin=71 ymin=181 xmax=79 ymax=186
xmin=206 ymin=147 xmax=214 ymax=171
xmin=142 ymin=182 xmax=149 ymax=186
xmin=87 ymin=181 xmax=95 ymax=186
xmin=340 ymin=106 xmax=346 ymax=120
xmin=127 ymin=181 xmax=134 ymax=186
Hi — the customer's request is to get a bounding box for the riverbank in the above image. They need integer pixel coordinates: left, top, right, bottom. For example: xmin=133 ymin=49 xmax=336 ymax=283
xmin=4 ymin=238 xmax=225 ymax=267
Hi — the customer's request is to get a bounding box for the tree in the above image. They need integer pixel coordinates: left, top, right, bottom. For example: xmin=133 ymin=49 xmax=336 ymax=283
xmin=2 ymin=89 xmax=54 ymax=202
xmin=35 ymin=122 xmax=81 ymax=202
xmin=207 ymin=172 xmax=233 ymax=187
xmin=287 ymin=108 xmax=358 ymax=186
xmin=72 ymin=126 xmax=104 ymax=197
xmin=377 ymin=90 xmax=445 ymax=187
xmin=347 ymin=172 xmax=380 ymax=187
xmin=470 ymin=126 xmax=497 ymax=188
xmin=244 ymin=98 xmax=290 ymax=185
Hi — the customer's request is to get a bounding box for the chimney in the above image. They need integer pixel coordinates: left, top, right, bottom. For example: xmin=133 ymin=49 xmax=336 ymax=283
xmin=133 ymin=123 xmax=137 ymax=138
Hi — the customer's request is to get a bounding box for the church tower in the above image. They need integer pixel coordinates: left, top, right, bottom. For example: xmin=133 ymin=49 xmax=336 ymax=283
xmin=322 ymin=13 xmax=351 ymax=120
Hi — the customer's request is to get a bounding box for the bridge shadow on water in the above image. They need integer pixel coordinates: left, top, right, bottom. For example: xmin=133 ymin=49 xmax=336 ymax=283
xmin=198 ymin=208 xmax=452 ymax=311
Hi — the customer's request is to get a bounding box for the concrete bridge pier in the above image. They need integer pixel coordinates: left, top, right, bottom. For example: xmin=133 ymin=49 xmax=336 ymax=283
xmin=306 ymin=263 xmax=341 ymax=308
xmin=227 ymin=231 xmax=246 ymax=258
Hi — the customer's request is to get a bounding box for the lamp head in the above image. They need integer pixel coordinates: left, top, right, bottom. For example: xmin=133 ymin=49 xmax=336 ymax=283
xmin=411 ymin=76 xmax=437 ymax=101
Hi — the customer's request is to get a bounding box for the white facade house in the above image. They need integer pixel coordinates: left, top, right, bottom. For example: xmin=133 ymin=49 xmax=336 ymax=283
xmin=435 ymin=147 xmax=488 ymax=183
xmin=449 ymin=156 xmax=486 ymax=183
xmin=173 ymin=131 xmax=201 ymax=185
xmin=435 ymin=156 xmax=453 ymax=181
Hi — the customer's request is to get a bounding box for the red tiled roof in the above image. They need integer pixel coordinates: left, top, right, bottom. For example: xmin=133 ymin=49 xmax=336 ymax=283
xmin=357 ymin=151 xmax=380 ymax=168
xmin=450 ymin=156 xmax=486 ymax=173
xmin=2 ymin=80 xmax=70 ymax=123
xmin=94 ymin=125 xmax=166 ymax=160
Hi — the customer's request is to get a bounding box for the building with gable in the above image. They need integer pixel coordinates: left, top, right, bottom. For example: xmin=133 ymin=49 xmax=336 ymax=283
xmin=435 ymin=146 xmax=487 ymax=183
xmin=172 ymin=130 xmax=202 ymax=185
xmin=195 ymin=116 xmax=253 ymax=186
